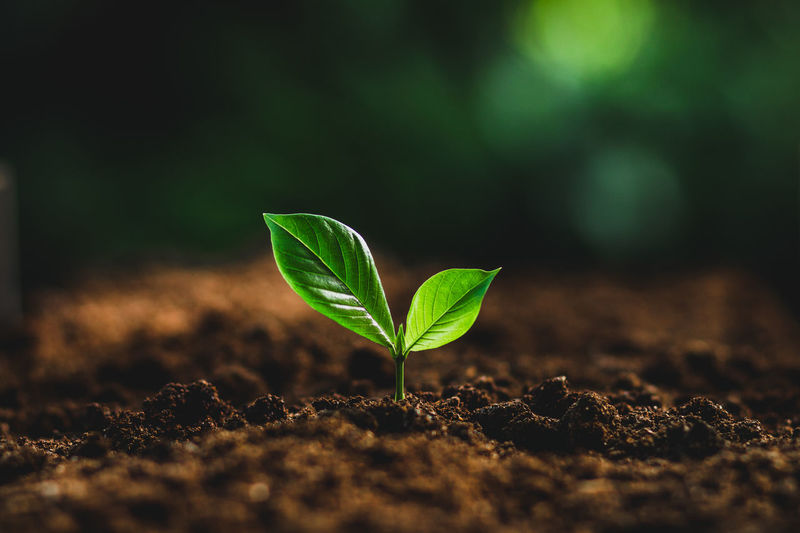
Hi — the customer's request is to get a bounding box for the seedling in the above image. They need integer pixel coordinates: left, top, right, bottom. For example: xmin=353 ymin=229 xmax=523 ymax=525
xmin=264 ymin=213 xmax=499 ymax=401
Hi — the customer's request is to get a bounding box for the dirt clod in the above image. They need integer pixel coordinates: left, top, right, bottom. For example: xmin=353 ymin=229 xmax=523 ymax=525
xmin=524 ymin=375 xmax=578 ymax=418
xmin=142 ymin=380 xmax=235 ymax=436
xmin=560 ymin=392 xmax=620 ymax=450
xmin=243 ymin=394 xmax=288 ymax=425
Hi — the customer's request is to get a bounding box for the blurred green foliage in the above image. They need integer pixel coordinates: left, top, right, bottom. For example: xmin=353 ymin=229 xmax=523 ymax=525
xmin=1 ymin=1 xmax=799 ymax=298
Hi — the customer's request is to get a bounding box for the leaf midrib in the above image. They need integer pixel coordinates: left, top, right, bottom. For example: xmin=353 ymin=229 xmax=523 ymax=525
xmin=266 ymin=215 xmax=394 ymax=346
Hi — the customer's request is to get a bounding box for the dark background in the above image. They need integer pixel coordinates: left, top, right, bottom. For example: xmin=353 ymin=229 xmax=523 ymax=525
xmin=2 ymin=1 xmax=799 ymax=309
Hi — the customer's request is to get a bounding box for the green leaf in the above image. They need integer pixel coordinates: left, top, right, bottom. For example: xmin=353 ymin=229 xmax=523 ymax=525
xmin=394 ymin=323 xmax=405 ymax=357
xmin=264 ymin=213 xmax=395 ymax=348
xmin=404 ymin=268 xmax=500 ymax=353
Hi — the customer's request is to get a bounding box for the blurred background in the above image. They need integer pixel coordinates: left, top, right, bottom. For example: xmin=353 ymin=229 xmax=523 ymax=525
xmin=1 ymin=1 xmax=799 ymax=310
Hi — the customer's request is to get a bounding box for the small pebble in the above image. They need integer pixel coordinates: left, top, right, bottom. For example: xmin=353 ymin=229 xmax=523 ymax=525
xmin=248 ymin=482 xmax=270 ymax=502
xmin=40 ymin=481 xmax=60 ymax=499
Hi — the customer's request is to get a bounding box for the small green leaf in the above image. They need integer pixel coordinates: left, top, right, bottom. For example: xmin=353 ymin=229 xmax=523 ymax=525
xmin=404 ymin=268 xmax=500 ymax=353
xmin=264 ymin=213 xmax=395 ymax=348
xmin=394 ymin=324 xmax=405 ymax=358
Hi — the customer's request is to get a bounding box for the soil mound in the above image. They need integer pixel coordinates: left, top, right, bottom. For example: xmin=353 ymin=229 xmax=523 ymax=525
xmin=1 ymin=258 xmax=799 ymax=531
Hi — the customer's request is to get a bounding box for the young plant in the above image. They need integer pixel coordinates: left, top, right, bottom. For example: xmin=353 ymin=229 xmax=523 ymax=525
xmin=263 ymin=213 xmax=499 ymax=401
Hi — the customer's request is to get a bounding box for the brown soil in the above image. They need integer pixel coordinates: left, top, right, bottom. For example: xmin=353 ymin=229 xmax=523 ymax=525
xmin=2 ymin=257 xmax=800 ymax=532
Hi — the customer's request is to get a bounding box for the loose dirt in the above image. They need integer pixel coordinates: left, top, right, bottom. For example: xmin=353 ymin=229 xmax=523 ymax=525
xmin=1 ymin=257 xmax=799 ymax=532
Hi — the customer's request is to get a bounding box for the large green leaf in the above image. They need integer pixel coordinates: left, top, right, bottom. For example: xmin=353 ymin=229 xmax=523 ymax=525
xmin=264 ymin=213 xmax=395 ymax=348
xmin=404 ymin=268 xmax=500 ymax=353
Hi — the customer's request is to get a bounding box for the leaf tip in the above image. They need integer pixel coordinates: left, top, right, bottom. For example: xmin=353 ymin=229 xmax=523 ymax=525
xmin=263 ymin=213 xmax=282 ymax=230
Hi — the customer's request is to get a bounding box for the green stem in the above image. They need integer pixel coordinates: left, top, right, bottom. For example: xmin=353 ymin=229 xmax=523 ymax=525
xmin=394 ymin=356 xmax=405 ymax=401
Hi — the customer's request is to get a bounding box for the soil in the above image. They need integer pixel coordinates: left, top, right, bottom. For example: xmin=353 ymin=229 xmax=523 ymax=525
xmin=2 ymin=257 xmax=800 ymax=532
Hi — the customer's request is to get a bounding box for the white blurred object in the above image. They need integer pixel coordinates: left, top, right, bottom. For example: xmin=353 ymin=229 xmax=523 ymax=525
xmin=0 ymin=163 xmax=21 ymax=324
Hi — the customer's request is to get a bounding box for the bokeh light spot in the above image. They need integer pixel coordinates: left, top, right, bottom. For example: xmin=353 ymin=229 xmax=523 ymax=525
xmin=514 ymin=0 xmax=655 ymax=82
xmin=570 ymin=149 xmax=684 ymax=259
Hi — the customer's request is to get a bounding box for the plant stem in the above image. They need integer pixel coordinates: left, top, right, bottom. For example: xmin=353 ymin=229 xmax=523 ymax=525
xmin=394 ymin=356 xmax=405 ymax=401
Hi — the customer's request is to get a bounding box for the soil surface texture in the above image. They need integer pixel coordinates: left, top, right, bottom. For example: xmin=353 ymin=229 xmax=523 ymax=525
xmin=1 ymin=257 xmax=800 ymax=532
